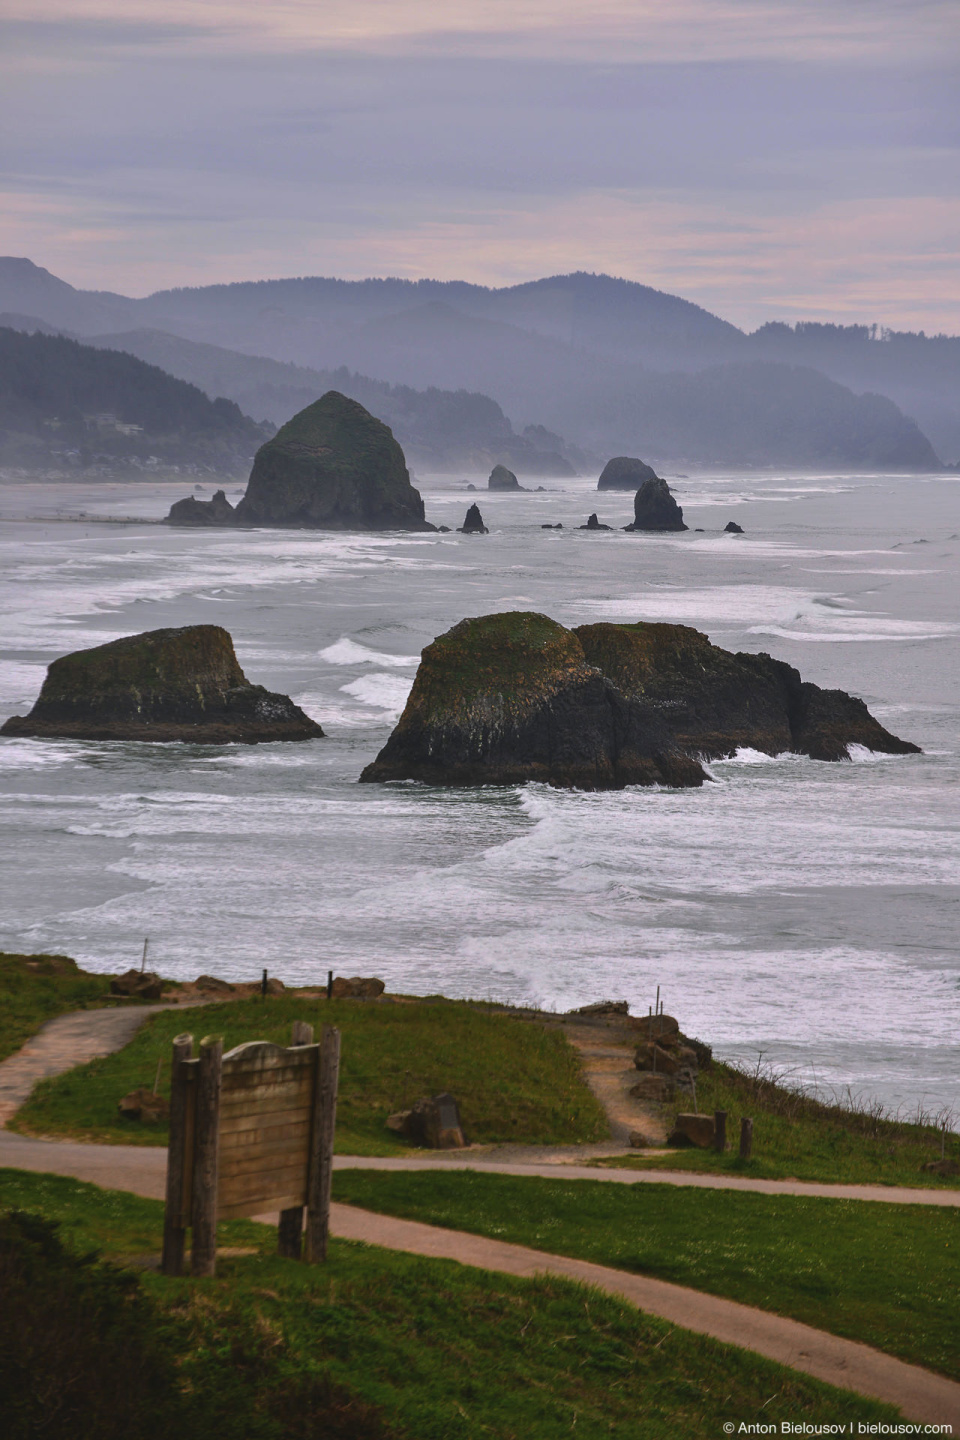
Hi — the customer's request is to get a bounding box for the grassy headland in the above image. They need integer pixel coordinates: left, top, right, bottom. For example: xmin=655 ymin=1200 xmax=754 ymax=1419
xmin=9 ymin=994 xmax=609 ymax=1153
xmin=331 ymin=1168 xmax=960 ymax=1380
xmin=632 ymin=1056 xmax=960 ymax=1188
xmin=0 ymin=1169 xmax=900 ymax=1439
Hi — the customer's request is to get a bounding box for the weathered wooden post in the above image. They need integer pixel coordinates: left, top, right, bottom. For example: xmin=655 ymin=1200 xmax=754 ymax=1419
xmin=305 ymin=1025 xmax=340 ymax=1263
xmin=278 ymin=1020 xmax=315 ymax=1259
xmin=191 ymin=1035 xmax=223 ymax=1277
xmin=739 ymin=1116 xmax=754 ymax=1160
xmin=161 ymin=1032 xmax=194 ymax=1276
xmin=714 ymin=1109 xmax=727 ymax=1154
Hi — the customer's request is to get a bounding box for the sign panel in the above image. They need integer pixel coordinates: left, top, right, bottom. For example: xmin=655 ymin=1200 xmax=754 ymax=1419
xmin=216 ymin=1041 xmax=318 ymax=1220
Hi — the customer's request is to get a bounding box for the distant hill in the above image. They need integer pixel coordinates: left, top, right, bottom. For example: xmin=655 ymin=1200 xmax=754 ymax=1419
xmin=0 ymin=327 xmax=270 ymax=476
xmin=1 ymin=319 xmax=584 ymax=476
xmin=0 ymin=258 xmax=951 ymax=468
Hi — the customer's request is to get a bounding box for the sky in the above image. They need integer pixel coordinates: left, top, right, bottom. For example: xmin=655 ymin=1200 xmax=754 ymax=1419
xmin=1 ymin=0 xmax=958 ymax=331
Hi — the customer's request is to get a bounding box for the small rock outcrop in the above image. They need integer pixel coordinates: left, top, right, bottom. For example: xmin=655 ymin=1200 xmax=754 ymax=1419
xmin=330 ymin=976 xmax=386 ymax=1000
xmin=387 ymin=1093 xmax=467 ymax=1149
xmin=458 ymin=503 xmax=489 ymax=534
xmin=597 ymin=456 xmax=661 ymax=491
xmin=488 ymin=464 xmax=523 ymax=491
xmin=668 ymin=1113 xmax=716 ymax=1148
xmin=359 ymin=610 xmax=919 ymax=789
xmin=724 ymin=520 xmax=744 ymax=534
xmin=624 ymin=476 xmax=688 ymax=532
xmin=166 ymin=489 xmax=237 ymax=527
xmin=579 ymin=513 xmax=611 ymax=530
xmin=0 ymin=625 xmax=324 ymax=743
xmin=118 ymin=1088 xmax=169 ymax=1124
xmin=110 ymin=970 xmax=163 ymax=1001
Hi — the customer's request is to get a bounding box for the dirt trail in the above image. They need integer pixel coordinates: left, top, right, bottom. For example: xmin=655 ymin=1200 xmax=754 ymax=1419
xmin=0 ymin=1005 xmax=175 ymax=1127
xmin=560 ymin=1018 xmax=670 ymax=1146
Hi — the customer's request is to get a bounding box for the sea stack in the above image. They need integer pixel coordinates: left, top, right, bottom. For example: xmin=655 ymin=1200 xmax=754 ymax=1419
xmin=597 ymin=457 xmax=662 ymax=491
xmin=458 ymin=503 xmax=489 ymax=533
xmin=359 ymin=612 xmax=695 ymax=789
xmin=166 ymin=392 xmax=435 ymax=532
xmin=488 ymin=464 xmax=523 ymax=491
xmin=0 ymin=626 xmax=324 ymax=743
xmin=359 ymin=610 xmax=920 ymax=790
xmin=166 ymin=489 xmax=237 ymax=526
xmin=624 ymin=476 xmax=688 ymax=532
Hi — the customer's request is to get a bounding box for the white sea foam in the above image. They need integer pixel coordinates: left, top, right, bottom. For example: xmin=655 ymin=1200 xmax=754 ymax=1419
xmin=319 ymin=638 xmax=419 ymax=667
xmin=339 ymin=673 xmax=414 ymax=715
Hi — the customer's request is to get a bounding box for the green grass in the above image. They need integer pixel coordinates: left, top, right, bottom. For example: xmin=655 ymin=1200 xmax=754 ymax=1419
xmin=9 ymin=995 xmax=609 ymax=1153
xmin=331 ymin=1169 xmax=960 ymax=1381
xmin=630 ymin=1058 xmax=960 ymax=1188
xmin=0 ymin=951 xmax=114 ymax=1062
xmin=0 ymin=1169 xmax=901 ymax=1438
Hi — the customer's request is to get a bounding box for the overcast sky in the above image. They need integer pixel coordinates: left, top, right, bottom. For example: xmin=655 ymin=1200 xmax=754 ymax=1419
xmin=2 ymin=0 xmax=958 ymax=330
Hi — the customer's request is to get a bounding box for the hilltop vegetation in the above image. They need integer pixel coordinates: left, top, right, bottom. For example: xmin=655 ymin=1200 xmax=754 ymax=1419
xmin=0 ymin=326 xmax=270 ymax=476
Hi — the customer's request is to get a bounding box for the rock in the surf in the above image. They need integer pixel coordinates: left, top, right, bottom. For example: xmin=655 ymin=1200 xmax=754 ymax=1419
xmin=724 ymin=520 xmax=744 ymax=533
xmin=574 ymin=620 xmax=920 ymax=762
xmin=166 ymin=488 xmax=237 ymax=526
xmin=579 ymin=513 xmax=611 ymax=530
xmin=458 ymin=503 xmax=489 ymax=534
xmin=488 ymin=464 xmax=523 ymax=491
xmin=166 ymin=391 xmax=435 ymax=532
xmin=359 ymin=611 xmax=704 ymax=789
xmin=359 ymin=610 xmax=920 ymax=789
xmin=0 ymin=625 xmax=324 ymax=743
xmin=597 ymin=456 xmax=662 ymax=491
xmin=623 ymin=476 xmax=688 ymax=532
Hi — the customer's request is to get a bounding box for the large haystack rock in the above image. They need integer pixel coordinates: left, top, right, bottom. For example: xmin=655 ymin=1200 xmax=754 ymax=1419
xmin=0 ymin=625 xmax=324 ymax=743
xmin=230 ymin=391 xmax=435 ymax=531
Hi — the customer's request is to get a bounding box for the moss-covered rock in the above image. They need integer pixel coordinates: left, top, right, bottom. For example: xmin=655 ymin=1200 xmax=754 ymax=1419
xmin=360 ymin=611 xmax=920 ymax=789
xmin=575 ymin=621 xmax=920 ymax=762
xmin=232 ymin=391 xmax=435 ymax=531
xmin=359 ymin=612 xmax=704 ymax=789
xmin=0 ymin=625 xmax=324 ymax=743
xmin=597 ymin=456 xmax=661 ymax=491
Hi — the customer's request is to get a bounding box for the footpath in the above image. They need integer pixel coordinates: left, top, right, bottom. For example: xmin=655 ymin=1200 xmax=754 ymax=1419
xmin=1 ymin=1006 xmax=959 ymax=1426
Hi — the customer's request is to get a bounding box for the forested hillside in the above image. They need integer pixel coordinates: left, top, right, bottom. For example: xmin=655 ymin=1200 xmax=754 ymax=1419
xmin=0 ymin=327 xmax=271 ymax=476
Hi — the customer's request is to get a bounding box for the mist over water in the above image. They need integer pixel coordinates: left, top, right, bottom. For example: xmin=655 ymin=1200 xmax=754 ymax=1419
xmin=1 ymin=469 xmax=957 ymax=1116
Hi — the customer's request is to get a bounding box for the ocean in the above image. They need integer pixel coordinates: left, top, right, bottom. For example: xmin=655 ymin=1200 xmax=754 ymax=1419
xmin=1 ymin=468 xmax=957 ymax=1118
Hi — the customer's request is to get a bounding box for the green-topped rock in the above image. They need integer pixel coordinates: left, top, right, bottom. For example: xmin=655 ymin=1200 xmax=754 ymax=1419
xmin=360 ymin=611 xmax=920 ymax=789
xmin=233 ymin=391 xmax=435 ymax=531
xmin=0 ymin=625 xmax=324 ymax=743
xmin=575 ymin=621 xmax=920 ymax=762
xmin=359 ymin=612 xmax=703 ymax=789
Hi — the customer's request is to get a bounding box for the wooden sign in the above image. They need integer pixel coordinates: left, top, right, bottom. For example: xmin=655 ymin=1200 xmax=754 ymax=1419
xmin=161 ymin=1021 xmax=340 ymax=1277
